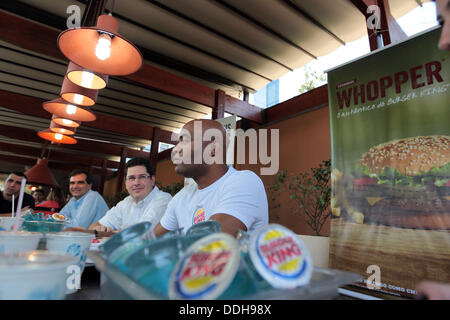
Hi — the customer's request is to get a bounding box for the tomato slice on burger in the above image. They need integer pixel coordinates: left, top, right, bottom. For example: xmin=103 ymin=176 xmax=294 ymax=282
xmin=353 ymin=177 xmax=378 ymax=186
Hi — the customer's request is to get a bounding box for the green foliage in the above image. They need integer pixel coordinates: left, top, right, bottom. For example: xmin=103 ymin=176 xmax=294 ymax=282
xmin=298 ymin=66 xmax=327 ymax=95
xmin=268 ymin=160 xmax=331 ymax=236
xmin=104 ymin=190 xmax=128 ymax=208
xmin=155 ymin=181 xmax=184 ymax=196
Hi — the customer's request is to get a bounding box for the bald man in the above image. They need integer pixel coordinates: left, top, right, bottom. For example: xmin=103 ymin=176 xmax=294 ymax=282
xmin=153 ymin=119 xmax=268 ymax=237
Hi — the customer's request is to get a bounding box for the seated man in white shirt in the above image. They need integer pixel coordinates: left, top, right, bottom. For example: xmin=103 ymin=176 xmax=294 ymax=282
xmin=60 ymin=170 xmax=109 ymax=229
xmin=153 ymin=119 xmax=268 ymax=238
xmin=89 ymin=157 xmax=172 ymax=233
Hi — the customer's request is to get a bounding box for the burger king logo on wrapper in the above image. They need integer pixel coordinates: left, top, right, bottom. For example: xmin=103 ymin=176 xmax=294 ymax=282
xmin=192 ymin=208 xmax=206 ymax=225
xmin=249 ymin=224 xmax=313 ymax=289
xmin=169 ymin=233 xmax=240 ymax=300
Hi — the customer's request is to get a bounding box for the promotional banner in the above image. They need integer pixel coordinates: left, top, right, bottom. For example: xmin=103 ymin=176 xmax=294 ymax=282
xmin=327 ymin=27 xmax=450 ymax=298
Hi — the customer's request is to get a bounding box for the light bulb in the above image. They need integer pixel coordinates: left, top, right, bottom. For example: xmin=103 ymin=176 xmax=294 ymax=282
xmin=73 ymin=94 xmax=84 ymax=105
xmin=55 ymin=133 xmax=63 ymax=140
xmin=62 ymin=119 xmax=73 ymax=126
xmin=66 ymin=104 xmax=77 ymax=115
xmin=81 ymin=71 xmax=95 ymax=88
xmin=95 ymin=33 xmax=111 ymax=61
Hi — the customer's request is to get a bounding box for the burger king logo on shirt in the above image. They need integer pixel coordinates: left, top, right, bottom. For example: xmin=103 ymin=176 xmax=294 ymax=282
xmin=192 ymin=208 xmax=206 ymax=224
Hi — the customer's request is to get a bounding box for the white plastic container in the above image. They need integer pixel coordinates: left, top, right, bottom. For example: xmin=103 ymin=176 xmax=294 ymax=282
xmin=45 ymin=232 xmax=95 ymax=293
xmin=0 ymin=217 xmax=23 ymax=231
xmin=0 ymin=231 xmax=42 ymax=253
xmin=0 ymin=250 xmax=77 ymax=300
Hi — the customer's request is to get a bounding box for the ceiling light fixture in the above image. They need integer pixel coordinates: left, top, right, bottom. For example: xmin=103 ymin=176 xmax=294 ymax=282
xmin=38 ymin=129 xmax=78 ymax=144
xmin=66 ymin=61 xmax=108 ymax=90
xmin=50 ymin=121 xmax=77 ymax=136
xmin=57 ymin=14 xmax=143 ymax=76
xmin=43 ymin=98 xmax=96 ymax=122
xmin=60 ymin=76 xmax=98 ymax=107
xmin=51 ymin=114 xmax=80 ymax=128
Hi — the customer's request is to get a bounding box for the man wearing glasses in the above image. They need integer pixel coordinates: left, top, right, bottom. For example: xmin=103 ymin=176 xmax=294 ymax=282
xmin=88 ymin=157 xmax=172 ymax=232
xmin=61 ymin=169 xmax=109 ymax=229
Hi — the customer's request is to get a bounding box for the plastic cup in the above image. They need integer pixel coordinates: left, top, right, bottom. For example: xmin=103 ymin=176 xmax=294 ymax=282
xmin=0 ymin=250 xmax=77 ymax=300
xmin=185 ymin=220 xmax=222 ymax=237
xmin=45 ymin=231 xmax=95 ymax=294
xmin=111 ymin=234 xmax=204 ymax=299
xmin=169 ymin=233 xmax=259 ymax=300
xmin=0 ymin=231 xmax=42 ymax=253
xmin=0 ymin=217 xmax=24 ymax=231
xmin=102 ymin=221 xmax=154 ymax=260
xmin=21 ymin=220 xmax=67 ymax=233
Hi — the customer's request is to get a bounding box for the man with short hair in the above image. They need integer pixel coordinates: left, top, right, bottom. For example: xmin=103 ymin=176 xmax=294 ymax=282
xmin=0 ymin=172 xmax=35 ymax=216
xmin=153 ymin=119 xmax=268 ymax=238
xmin=88 ymin=157 xmax=172 ymax=232
xmin=60 ymin=169 xmax=108 ymax=229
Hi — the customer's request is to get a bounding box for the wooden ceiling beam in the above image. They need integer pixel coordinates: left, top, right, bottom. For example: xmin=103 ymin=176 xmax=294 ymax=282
xmin=0 ymin=154 xmax=88 ymax=173
xmin=0 ymin=141 xmax=119 ymax=169
xmin=0 ymin=123 xmax=149 ymax=159
xmin=0 ymin=89 xmax=180 ymax=144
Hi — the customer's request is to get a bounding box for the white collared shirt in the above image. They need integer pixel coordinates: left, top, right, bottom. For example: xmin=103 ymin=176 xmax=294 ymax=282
xmin=99 ymin=186 xmax=172 ymax=231
xmin=160 ymin=167 xmax=268 ymax=234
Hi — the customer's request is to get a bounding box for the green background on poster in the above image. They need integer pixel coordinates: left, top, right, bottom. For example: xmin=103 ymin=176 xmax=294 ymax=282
xmin=328 ymin=28 xmax=449 ymax=174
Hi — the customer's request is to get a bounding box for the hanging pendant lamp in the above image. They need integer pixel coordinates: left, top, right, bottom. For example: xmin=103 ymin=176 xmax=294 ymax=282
xmin=51 ymin=114 xmax=80 ymax=128
xmin=57 ymin=14 xmax=143 ymax=76
xmin=66 ymin=61 xmax=108 ymax=90
xmin=50 ymin=121 xmax=77 ymax=136
xmin=43 ymin=98 xmax=96 ymax=122
xmin=60 ymin=76 xmax=98 ymax=107
xmin=24 ymin=158 xmax=59 ymax=187
xmin=38 ymin=129 xmax=78 ymax=144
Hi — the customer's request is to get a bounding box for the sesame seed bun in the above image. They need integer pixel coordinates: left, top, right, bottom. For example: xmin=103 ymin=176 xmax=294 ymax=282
xmin=359 ymin=135 xmax=450 ymax=176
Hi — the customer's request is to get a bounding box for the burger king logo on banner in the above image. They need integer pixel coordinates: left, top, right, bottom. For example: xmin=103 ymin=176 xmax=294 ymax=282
xmin=192 ymin=208 xmax=206 ymax=224
xmin=249 ymin=224 xmax=313 ymax=289
xmin=169 ymin=233 xmax=240 ymax=300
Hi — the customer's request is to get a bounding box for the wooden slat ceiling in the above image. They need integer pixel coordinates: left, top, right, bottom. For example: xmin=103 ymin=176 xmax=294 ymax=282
xmin=0 ymin=0 xmax=427 ymax=169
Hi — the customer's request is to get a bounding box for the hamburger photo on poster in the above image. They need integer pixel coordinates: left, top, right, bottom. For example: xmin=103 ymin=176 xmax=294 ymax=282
xmin=327 ymin=28 xmax=450 ymax=298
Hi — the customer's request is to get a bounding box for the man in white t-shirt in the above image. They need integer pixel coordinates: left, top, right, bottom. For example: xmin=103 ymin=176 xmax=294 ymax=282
xmin=88 ymin=157 xmax=172 ymax=233
xmin=153 ymin=119 xmax=268 ymax=238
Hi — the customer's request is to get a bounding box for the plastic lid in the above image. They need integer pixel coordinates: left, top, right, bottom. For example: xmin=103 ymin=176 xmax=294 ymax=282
xmin=248 ymin=224 xmax=313 ymax=289
xmin=46 ymin=231 xmax=95 ymax=239
xmin=0 ymin=231 xmax=43 ymax=238
xmin=0 ymin=250 xmax=77 ymax=272
xmin=169 ymin=233 xmax=240 ymax=300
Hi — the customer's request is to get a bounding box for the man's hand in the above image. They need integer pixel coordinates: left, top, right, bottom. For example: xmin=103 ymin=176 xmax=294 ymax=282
xmin=416 ymin=281 xmax=450 ymax=300
xmin=64 ymin=226 xmax=88 ymax=232
xmin=92 ymin=225 xmax=112 ymax=233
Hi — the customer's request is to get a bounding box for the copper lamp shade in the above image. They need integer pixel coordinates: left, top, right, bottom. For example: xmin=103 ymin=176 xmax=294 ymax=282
xmin=57 ymin=15 xmax=143 ymax=76
xmin=43 ymin=98 xmax=96 ymax=122
xmin=51 ymin=114 xmax=80 ymax=128
xmin=50 ymin=121 xmax=76 ymax=135
xmin=60 ymin=76 xmax=97 ymax=107
xmin=25 ymin=158 xmax=59 ymax=187
xmin=66 ymin=61 xmax=108 ymax=90
xmin=38 ymin=129 xmax=78 ymax=144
